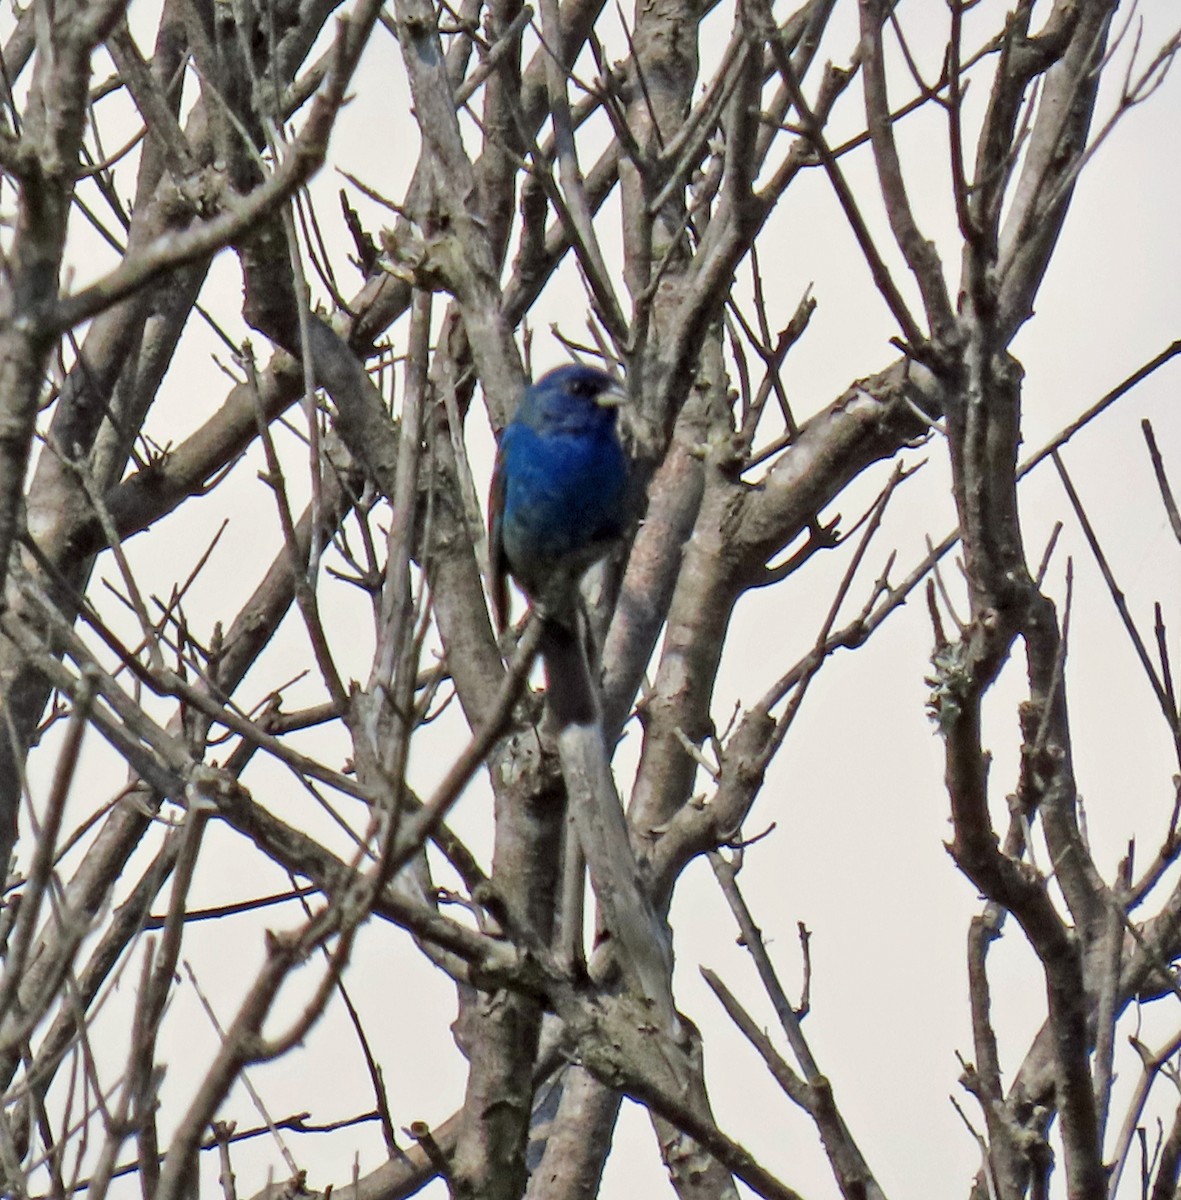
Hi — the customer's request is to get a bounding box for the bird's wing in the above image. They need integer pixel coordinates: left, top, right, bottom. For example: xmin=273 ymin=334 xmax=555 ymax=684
xmin=488 ymin=433 xmax=510 ymax=632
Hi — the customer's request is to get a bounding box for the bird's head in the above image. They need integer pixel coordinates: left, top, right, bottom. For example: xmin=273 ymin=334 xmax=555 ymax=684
xmin=515 ymin=363 xmax=625 ymax=435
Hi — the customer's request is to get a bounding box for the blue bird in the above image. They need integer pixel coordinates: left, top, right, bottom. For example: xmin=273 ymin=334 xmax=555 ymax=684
xmin=489 ymin=363 xmax=628 ymax=632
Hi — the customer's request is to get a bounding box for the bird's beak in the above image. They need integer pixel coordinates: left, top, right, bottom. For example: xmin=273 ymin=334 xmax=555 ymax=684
xmin=596 ymin=381 xmax=627 ymax=408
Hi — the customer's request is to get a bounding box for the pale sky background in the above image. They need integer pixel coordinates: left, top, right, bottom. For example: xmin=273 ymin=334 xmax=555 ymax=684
xmin=7 ymin=0 xmax=1181 ymax=1197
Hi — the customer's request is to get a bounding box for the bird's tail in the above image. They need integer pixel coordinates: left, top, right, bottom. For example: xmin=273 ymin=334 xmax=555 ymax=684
xmin=539 ymin=616 xmax=598 ymax=727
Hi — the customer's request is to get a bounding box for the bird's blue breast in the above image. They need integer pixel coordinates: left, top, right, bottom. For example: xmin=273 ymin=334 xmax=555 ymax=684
xmin=498 ymin=420 xmax=627 ymax=573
